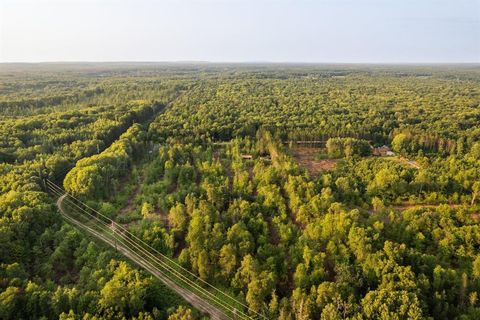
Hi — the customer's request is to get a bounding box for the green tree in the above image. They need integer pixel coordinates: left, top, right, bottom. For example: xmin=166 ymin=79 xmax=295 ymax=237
xmin=100 ymin=261 xmax=150 ymax=317
xmin=168 ymin=306 xmax=194 ymax=320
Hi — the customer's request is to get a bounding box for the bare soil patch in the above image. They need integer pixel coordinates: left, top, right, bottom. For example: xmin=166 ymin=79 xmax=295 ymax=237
xmin=292 ymin=147 xmax=338 ymax=175
xmin=397 ymin=157 xmax=421 ymax=169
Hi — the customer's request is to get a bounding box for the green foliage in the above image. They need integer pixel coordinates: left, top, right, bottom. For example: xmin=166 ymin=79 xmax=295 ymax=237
xmin=0 ymin=66 xmax=192 ymax=320
xmin=99 ymin=261 xmax=150 ymax=316
xmin=326 ymin=137 xmax=371 ymax=158
xmin=1 ymin=64 xmax=480 ymax=319
xmin=64 ymin=124 xmax=148 ymax=199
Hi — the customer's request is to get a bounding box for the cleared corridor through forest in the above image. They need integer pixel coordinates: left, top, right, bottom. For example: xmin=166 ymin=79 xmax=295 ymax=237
xmin=46 ymin=179 xmax=265 ymax=320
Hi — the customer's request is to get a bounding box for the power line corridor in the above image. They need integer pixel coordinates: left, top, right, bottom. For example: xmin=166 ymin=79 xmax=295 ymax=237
xmin=45 ymin=179 xmax=266 ymax=320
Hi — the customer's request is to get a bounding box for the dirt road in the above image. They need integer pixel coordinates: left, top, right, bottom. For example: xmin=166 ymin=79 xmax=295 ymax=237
xmin=56 ymin=194 xmax=230 ymax=320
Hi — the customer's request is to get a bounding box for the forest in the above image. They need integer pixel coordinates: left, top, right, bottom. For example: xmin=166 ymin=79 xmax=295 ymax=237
xmin=0 ymin=63 xmax=479 ymax=320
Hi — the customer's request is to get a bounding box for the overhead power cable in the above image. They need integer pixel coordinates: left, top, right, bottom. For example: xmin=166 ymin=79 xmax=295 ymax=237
xmin=46 ymin=179 xmax=267 ymax=320
xmin=46 ymin=183 xmax=240 ymax=320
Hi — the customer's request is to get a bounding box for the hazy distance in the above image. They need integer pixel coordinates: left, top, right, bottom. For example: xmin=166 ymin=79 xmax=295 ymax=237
xmin=1 ymin=0 xmax=479 ymax=63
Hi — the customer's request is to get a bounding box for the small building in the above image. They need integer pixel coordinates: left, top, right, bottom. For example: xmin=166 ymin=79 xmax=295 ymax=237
xmin=373 ymin=145 xmax=395 ymax=157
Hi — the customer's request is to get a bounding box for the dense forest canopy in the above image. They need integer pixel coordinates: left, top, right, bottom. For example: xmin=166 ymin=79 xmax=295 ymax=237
xmin=0 ymin=63 xmax=479 ymax=320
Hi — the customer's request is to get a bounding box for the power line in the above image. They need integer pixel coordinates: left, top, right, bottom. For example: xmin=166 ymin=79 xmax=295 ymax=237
xmin=46 ymin=179 xmax=259 ymax=317
xmin=46 ymin=182 xmax=240 ymax=319
xmin=46 ymin=181 xmax=233 ymax=313
xmin=54 ymin=193 xmax=229 ymax=319
xmin=46 ymin=179 xmax=266 ymax=320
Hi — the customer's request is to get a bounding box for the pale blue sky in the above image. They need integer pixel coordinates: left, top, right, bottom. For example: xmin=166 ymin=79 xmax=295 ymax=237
xmin=1 ymin=0 xmax=479 ymax=62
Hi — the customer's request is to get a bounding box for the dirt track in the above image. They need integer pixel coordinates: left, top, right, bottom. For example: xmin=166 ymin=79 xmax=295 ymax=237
xmin=56 ymin=194 xmax=229 ymax=320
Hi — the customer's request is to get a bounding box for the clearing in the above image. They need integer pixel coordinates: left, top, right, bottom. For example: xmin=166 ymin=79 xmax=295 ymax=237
xmin=291 ymin=146 xmax=338 ymax=175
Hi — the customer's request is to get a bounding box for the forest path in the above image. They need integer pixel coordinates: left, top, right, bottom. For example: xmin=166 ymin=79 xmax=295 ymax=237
xmin=117 ymin=174 xmax=143 ymax=218
xmin=56 ymin=194 xmax=230 ymax=320
xmin=397 ymin=156 xmax=421 ymax=169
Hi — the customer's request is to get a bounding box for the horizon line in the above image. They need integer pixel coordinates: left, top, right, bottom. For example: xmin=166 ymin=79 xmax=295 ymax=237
xmin=1 ymin=60 xmax=479 ymax=65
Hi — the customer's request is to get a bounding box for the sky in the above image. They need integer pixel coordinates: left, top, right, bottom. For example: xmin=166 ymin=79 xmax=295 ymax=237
xmin=0 ymin=0 xmax=479 ymax=63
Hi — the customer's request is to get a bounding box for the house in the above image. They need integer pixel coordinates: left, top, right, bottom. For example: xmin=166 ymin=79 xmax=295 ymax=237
xmin=373 ymin=145 xmax=395 ymax=157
